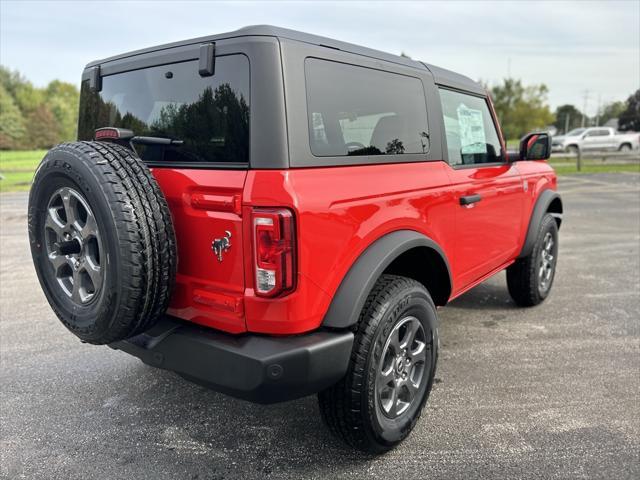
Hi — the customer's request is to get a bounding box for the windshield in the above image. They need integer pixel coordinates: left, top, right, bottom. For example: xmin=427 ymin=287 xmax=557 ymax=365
xmin=565 ymin=128 xmax=586 ymax=137
xmin=78 ymin=55 xmax=250 ymax=164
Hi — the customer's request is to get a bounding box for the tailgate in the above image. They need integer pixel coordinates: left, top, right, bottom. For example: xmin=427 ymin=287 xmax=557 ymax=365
xmin=152 ymin=168 xmax=248 ymax=333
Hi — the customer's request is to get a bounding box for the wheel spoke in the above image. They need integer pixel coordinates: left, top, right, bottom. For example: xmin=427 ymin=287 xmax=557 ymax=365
xmin=80 ymin=213 xmax=99 ymax=239
xmin=83 ymin=262 xmax=102 ymax=293
xmin=61 ymin=189 xmax=78 ymax=228
xmin=45 ymin=209 xmax=65 ymax=237
xmin=71 ymin=270 xmax=82 ymax=303
xmin=400 ymin=319 xmax=418 ymax=350
xmin=405 ymin=379 xmax=420 ymax=401
xmin=48 ymin=252 xmax=69 ymax=272
xmin=388 ymin=387 xmax=399 ymax=417
xmin=410 ymin=340 xmax=427 ymax=364
xmin=388 ymin=328 xmax=402 ymax=354
xmin=378 ymin=363 xmax=394 ymax=385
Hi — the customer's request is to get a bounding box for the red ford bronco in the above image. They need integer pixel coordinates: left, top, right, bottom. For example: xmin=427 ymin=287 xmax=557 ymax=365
xmin=28 ymin=26 xmax=562 ymax=452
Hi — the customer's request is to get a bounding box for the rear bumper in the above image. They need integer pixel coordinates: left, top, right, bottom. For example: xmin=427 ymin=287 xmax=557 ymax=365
xmin=110 ymin=316 xmax=354 ymax=404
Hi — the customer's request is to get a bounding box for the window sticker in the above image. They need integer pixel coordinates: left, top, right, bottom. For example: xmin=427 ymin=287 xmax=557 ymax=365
xmin=457 ymin=104 xmax=487 ymax=155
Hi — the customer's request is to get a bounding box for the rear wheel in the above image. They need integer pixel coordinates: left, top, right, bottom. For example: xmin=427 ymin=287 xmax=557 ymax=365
xmin=28 ymin=141 xmax=177 ymax=344
xmin=507 ymin=214 xmax=558 ymax=306
xmin=619 ymin=143 xmax=632 ymax=152
xmin=318 ymin=275 xmax=438 ymax=453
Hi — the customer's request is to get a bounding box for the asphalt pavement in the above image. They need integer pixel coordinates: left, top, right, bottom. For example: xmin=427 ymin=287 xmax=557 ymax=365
xmin=1 ymin=173 xmax=639 ymax=479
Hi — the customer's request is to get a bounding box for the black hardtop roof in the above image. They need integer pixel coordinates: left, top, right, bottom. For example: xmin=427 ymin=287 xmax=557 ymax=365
xmin=86 ymin=25 xmax=484 ymax=95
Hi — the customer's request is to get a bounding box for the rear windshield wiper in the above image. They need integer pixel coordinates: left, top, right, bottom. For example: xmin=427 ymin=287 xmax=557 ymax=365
xmin=131 ymin=136 xmax=184 ymax=146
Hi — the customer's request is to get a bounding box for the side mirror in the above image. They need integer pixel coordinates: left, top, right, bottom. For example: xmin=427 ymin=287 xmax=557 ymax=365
xmin=519 ymin=132 xmax=551 ymax=161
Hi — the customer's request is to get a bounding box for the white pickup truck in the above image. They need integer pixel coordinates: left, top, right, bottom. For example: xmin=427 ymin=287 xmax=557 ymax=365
xmin=551 ymin=127 xmax=640 ymax=154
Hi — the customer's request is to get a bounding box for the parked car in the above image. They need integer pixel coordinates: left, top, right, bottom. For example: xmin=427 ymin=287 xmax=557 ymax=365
xmin=28 ymin=25 xmax=562 ymax=453
xmin=551 ymin=127 xmax=640 ymax=154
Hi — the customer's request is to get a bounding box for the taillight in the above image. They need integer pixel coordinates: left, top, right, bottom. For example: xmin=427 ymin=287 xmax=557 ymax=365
xmin=252 ymin=208 xmax=296 ymax=297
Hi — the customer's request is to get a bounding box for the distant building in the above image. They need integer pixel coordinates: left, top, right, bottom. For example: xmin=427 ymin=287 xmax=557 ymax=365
xmin=604 ymin=118 xmax=619 ymax=129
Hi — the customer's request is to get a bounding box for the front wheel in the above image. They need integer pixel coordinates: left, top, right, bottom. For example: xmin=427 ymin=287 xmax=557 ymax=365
xmin=507 ymin=214 xmax=559 ymax=306
xmin=566 ymin=145 xmax=579 ymax=155
xmin=318 ymin=275 xmax=438 ymax=453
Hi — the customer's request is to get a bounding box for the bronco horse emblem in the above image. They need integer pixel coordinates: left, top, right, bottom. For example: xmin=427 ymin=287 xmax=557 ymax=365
xmin=212 ymin=230 xmax=232 ymax=262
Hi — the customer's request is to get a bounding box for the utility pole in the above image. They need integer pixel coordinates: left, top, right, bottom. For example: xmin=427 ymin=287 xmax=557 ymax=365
xmin=564 ymin=113 xmax=570 ymax=134
xmin=595 ymin=94 xmax=602 ymax=126
xmin=581 ymin=90 xmax=590 ymax=128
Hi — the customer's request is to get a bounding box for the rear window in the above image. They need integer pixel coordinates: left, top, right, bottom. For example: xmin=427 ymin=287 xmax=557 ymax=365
xmin=78 ymin=54 xmax=250 ymax=165
xmin=305 ymin=58 xmax=429 ymax=157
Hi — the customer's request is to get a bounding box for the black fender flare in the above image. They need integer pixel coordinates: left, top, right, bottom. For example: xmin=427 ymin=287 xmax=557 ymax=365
xmin=321 ymin=230 xmax=452 ymax=329
xmin=519 ymin=189 xmax=563 ymax=258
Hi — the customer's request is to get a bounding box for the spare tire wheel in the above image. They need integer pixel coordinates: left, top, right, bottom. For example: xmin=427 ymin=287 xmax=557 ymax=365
xmin=28 ymin=141 xmax=177 ymax=345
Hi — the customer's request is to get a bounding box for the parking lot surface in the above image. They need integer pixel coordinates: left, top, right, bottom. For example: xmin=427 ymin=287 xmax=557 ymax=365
xmin=1 ymin=173 xmax=639 ymax=479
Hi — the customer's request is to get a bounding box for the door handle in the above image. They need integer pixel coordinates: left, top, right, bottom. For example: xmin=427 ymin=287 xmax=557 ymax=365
xmin=460 ymin=194 xmax=482 ymax=206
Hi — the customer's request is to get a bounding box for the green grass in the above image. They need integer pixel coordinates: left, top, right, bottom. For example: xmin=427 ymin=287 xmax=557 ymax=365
xmin=0 ymin=150 xmax=45 ymax=192
xmin=552 ymin=163 xmax=640 ymax=175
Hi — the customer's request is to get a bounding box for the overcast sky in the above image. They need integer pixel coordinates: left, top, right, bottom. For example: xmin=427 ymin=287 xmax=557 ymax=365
xmin=1 ymin=0 xmax=638 ymax=115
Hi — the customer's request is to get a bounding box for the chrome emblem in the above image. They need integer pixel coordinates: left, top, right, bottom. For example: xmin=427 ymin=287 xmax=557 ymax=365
xmin=212 ymin=230 xmax=232 ymax=262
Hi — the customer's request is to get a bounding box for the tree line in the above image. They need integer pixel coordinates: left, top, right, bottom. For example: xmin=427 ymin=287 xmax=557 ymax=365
xmin=0 ymin=64 xmax=638 ymax=150
xmin=489 ymin=78 xmax=639 ymax=139
xmin=0 ymin=66 xmax=79 ymax=150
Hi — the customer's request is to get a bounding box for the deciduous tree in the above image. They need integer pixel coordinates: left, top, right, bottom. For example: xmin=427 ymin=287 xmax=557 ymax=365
xmin=490 ymin=78 xmax=554 ymax=140
xmin=618 ymin=89 xmax=640 ymax=132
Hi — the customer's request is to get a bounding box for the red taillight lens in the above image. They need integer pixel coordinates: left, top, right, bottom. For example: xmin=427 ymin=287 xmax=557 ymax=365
xmin=252 ymin=208 xmax=296 ymax=297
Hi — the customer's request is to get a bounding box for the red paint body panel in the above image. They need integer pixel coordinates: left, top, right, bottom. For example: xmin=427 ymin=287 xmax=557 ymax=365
xmin=242 ymin=162 xmax=456 ymax=333
xmin=151 ymin=168 xmax=248 ymax=333
xmin=444 ymin=163 xmax=524 ymax=293
xmin=151 ymin=157 xmax=556 ymax=335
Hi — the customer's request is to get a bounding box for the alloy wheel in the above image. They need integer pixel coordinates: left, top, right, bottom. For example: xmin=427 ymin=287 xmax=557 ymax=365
xmin=376 ymin=316 xmax=428 ymax=419
xmin=43 ymin=187 xmax=103 ymax=304
xmin=539 ymin=232 xmax=555 ymax=292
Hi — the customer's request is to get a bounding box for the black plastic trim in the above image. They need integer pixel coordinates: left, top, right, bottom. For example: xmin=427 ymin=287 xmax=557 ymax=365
xmin=322 ymin=230 xmax=452 ymax=329
xmin=198 ymin=42 xmax=216 ymax=76
xmin=144 ymin=161 xmax=248 ymax=170
xmin=110 ymin=316 xmax=354 ymax=404
xmin=519 ymin=189 xmax=563 ymax=258
xmin=460 ymin=194 xmax=482 ymax=205
xmin=88 ymin=66 xmax=101 ymax=92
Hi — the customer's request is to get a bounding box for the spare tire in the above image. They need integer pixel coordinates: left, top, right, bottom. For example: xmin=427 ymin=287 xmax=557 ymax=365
xmin=28 ymin=141 xmax=177 ymax=345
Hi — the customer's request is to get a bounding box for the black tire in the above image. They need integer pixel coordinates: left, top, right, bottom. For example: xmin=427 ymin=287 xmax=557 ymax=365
xmin=507 ymin=214 xmax=558 ymax=307
xmin=566 ymin=145 xmax=579 ymax=155
xmin=318 ymin=274 xmax=438 ymax=453
xmin=28 ymin=141 xmax=177 ymax=344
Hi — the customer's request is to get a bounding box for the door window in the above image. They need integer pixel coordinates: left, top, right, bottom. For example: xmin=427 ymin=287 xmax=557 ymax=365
xmin=438 ymin=89 xmax=503 ymax=166
xmin=585 ymin=129 xmax=609 ymax=137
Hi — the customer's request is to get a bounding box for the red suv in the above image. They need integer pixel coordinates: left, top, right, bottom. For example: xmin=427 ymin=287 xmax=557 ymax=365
xmin=28 ymin=26 xmax=562 ymax=452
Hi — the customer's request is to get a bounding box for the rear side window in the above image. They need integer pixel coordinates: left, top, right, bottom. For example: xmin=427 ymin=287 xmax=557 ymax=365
xmin=305 ymin=58 xmax=429 ymax=157
xmin=585 ymin=129 xmax=609 ymax=137
xmin=438 ymin=88 xmax=503 ymax=166
xmin=78 ymin=54 xmax=250 ymax=165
